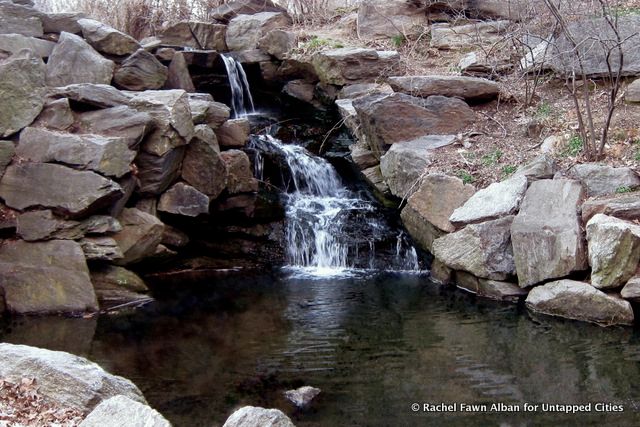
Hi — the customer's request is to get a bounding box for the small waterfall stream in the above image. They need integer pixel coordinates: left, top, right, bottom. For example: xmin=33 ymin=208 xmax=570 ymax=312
xmin=221 ymin=54 xmax=255 ymax=118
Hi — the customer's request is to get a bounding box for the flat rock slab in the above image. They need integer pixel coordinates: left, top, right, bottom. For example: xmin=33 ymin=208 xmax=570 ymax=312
xmin=40 ymin=12 xmax=87 ymax=34
xmin=80 ymin=395 xmax=170 ymax=427
xmin=312 ymin=47 xmax=400 ymax=86
xmin=75 ymin=105 xmax=153 ymax=150
xmin=0 ymin=240 xmax=98 ymax=314
xmin=0 ymin=33 xmax=55 ymax=57
xmin=431 ymin=20 xmax=511 ymax=50
xmin=582 ymin=191 xmax=640 ymax=223
xmin=158 ymin=182 xmax=209 ymax=217
xmin=17 ymin=210 xmax=121 ymax=241
xmin=112 ymin=207 xmax=165 ymax=265
xmin=511 ymin=179 xmax=587 ymax=287
xmin=526 ymin=279 xmax=634 ymax=326
xmin=0 ymin=163 xmax=122 ymax=218
xmin=78 ymin=18 xmax=140 ymax=56
xmin=568 ymin=163 xmax=640 ymax=197
xmin=388 ymin=75 xmax=500 ymax=101
xmin=48 ymin=83 xmax=131 ymax=109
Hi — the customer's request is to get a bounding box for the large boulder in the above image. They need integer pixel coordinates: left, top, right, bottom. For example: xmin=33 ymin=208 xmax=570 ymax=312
xmin=357 ymin=0 xmax=428 ymax=39
xmin=220 ymin=149 xmax=258 ymax=194
xmin=40 ymin=11 xmax=86 ymax=34
xmin=525 ymin=280 xmax=634 ymax=326
xmin=568 ymin=163 xmax=640 ymax=197
xmin=401 ymin=173 xmax=475 ymax=252
xmin=0 ymin=343 xmax=146 ymax=412
xmin=353 ymin=93 xmax=474 ymax=156
xmin=78 ymin=18 xmax=141 ymax=56
xmin=0 ymin=240 xmax=98 ymax=314
xmin=187 ymin=96 xmax=230 ymax=129
xmin=0 ymin=33 xmax=55 ymax=58
xmin=80 ymin=396 xmax=170 ymax=427
xmin=46 ymin=32 xmax=115 ymax=87
xmin=430 ymin=20 xmax=511 ymax=49
xmin=112 ymin=208 xmax=165 ymax=265
xmin=158 ymin=182 xmax=209 ymax=217
xmin=433 ymin=216 xmax=516 ymax=280
xmin=0 ymin=0 xmax=43 ymax=37
xmin=312 ymin=47 xmax=400 ymax=86
xmin=388 ymin=75 xmax=500 ymax=102
xmin=211 ymin=0 xmax=287 ymax=23
xmin=582 ymin=191 xmax=640 ymax=223
xmin=181 ymin=125 xmax=227 ymax=198
xmin=159 ymin=21 xmax=227 ymax=51
xmin=164 ymin=51 xmax=195 ymax=92
xmin=216 ymin=118 xmax=250 ymax=148
xmin=0 ymin=163 xmax=122 ymax=218
xmin=0 ymin=49 xmax=46 ymax=137
xmin=258 ymin=29 xmax=296 ymax=60
xmin=222 ymin=406 xmax=295 ymax=427
xmin=586 ymin=214 xmax=640 ymax=289
xmin=379 ymin=135 xmax=456 ymax=197
xmin=113 ymin=49 xmax=168 ymax=91
xmin=136 ymin=147 xmax=186 ymax=195
xmin=75 ymin=105 xmax=153 ymax=149
xmin=511 ymin=179 xmax=587 ymax=287
xmin=48 ymin=83 xmax=132 ymax=109
xmin=449 ymin=174 xmax=528 ymax=227
xmin=226 ymin=12 xmax=291 ymax=51
xmin=17 ymin=127 xmax=136 ymax=178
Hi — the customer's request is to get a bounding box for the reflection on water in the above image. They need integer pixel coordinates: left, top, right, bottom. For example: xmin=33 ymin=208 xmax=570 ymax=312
xmin=2 ymin=272 xmax=640 ymax=426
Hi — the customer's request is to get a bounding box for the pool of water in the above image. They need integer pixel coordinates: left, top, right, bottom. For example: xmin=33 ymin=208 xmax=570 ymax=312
xmin=2 ymin=271 xmax=640 ymax=426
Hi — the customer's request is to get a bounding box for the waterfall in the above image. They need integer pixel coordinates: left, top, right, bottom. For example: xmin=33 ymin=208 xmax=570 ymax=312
xmin=221 ymin=54 xmax=255 ymax=118
xmin=250 ymin=135 xmax=420 ymax=275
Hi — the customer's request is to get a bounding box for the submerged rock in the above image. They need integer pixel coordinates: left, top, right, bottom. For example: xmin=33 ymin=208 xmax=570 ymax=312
xmin=223 ymin=406 xmax=295 ymax=427
xmin=284 ymin=386 xmax=321 ymax=409
xmin=80 ymin=395 xmax=170 ymax=427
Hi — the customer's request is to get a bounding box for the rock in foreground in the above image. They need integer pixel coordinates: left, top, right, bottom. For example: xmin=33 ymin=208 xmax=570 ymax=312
xmin=80 ymin=395 xmax=170 ymax=427
xmin=223 ymin=406 xmax=295 ymax=427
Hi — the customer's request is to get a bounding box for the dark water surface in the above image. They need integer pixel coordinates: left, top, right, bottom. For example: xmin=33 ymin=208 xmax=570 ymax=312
xmin=2 ymin=271 xmax=640 ymax=426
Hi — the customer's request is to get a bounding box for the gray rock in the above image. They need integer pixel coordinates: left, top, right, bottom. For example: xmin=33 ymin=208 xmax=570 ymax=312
xmin=379 ymin=135 xmax=457 ymax=198
xmin=258 ymin=29 xmax=296 ymax=60
xmin=626 ymin=78 xmax=640 ymax=103
xmin=0 ymin=343 xmax=145 ymax=412
xmin=164 ymin=51 xmax=195 ymax=93
xmin=284 ymin=386 xmax=321 ymax=409
xmin=568 ymin=163 xmax=640 ymax=197
xmin=357 ymin=0 xmax=427 ymax=39
xmin=586 ymin=214 xmax=640 ymax=289
xmin=433 ymin=216 xmax=516 ymax=280
xmin=431 ymin=20 xmax=511 ymax=50
xmin=17 ymin=127 xmax=136 ymax=178
xmin=159 ymin=21 xmax=227 ymax=51
xmin=110 ymin=174 xmax=138 ymax=217
xmin=455 ymin=271 xmax=527 ymax=303
xmin=526 ymin=279 xmax=634 ymax=326
xmin=76 ymin=105 xmax=153 ymax=150
xmin=40 ymin=12 xmax=87 ymax=34
xmin=114 ymin=49 xmax=168 ymax=91
xmin=158 ymin=182 xmax=209 ymax=217
xmin=32 ymin=98 xmax=74 ymax=131
xmin=80 ymin=236 xmax=124 ymax=261
xmin=211 ymin=0 xmax=287 ymax=23
xmin=48 ymin=83 xmax=132 ymax=108
xmin=0 ymin=49 xmax=46 ymax=137
xmin=216 ymin=118 xmax=250 ymax=148
xmin=182 ymin=129 xmax=227 ymax=198
xmin=222 ymin=406 xmax=295 ymax=427
xmin=112 ymin=208 xmax=165 ymax=265
xmin=430 ymin=258 xmax=453 ymax=285
xmin=312 ymin=47 xmax=400 ymax=86
xmin=0 ymin=240 xmax=98 ymax=314
xmin=226 ymin=12 xmax=291 ymax=51
xmin=80 ymin=395 xmax=170 ymax=427
xmin=187 ymin=96 xmax=231 ymax=128
xmin=361 ymin=165 xmax=389 ymax=195
xmin=136 ymin=147 xmax=186 ymax=195
xmin=513 ymin=154 xmax=557 ymax=181
xmin=282 ymin=79 xmax=319 ymax=107
xmin=338 ymin=83 xmax=394 ymax=99
xmin=621 ymin=277 xmax=640 ymax=301
xmin=511 ymin=179 xmax=587 ymax=287
xmin=17 ymin=210 xmax=121 ymax=241
xmin=388 ymin=75 xmax=500 ymax=101
xmin=78 ymin=18 xmax=140 ymax=56
xmin=467 ymin=0 xmax=531 ymax=20
xmin=582 ymin=191 xmax=640 ymax=223
xmin=0 ymin=33 xmax=55 ymax=57
xmin=349 ymin=141 xmax=378 ymax=170
xmin=0 ymin=1 xmax=42 ymax=37
xmin=0 ymin=163 xmax=122 ymax=218
xmin=220 ymin=149 xmax=258 ymax=194
xmin=46 ymin=32 xmax=115 ymax=87
xmin=90 ymin=265 xmax=148 ymax=294
xmin=459 ymin=50 xmax=513 ymax=77
xmin=450 ymin=174 xmax=528 ymax=227
xmin=162 ymin=224 xmax=190 ymax=248
xmin=0 ymin=140 xmax=14 ymax=177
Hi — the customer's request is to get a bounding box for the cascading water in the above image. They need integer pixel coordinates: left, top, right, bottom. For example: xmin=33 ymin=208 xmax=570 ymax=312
xmin=250 ymin=135 xmax=421 ymax=275
xmin=221 ymin=54 xmax=255 ymax=118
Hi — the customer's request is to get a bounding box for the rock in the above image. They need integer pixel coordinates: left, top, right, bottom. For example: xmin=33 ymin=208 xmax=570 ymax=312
xmin=110 ymin=175 xmax=138 ymax=217
xmin=582 ymin=191 xmax=640 ymax=223
xmin=0 ymin=1 xmax=42 ymax=37
xmin=17 ymin=127 xmax=136 ymax=178
xmin=0 ymin=343 xmax=145 ymax=412
xmin=128 ymin=89 xmax=194 ymax=156
xmin=216 ymin=118 xmax=250 ymax=148
xmin=188 ymin=97 xmax=231 ymax=128
xmin=180 ymin=49 xmax=219 ymax=68
xmin=586 ymin=214 xmax=640 ymax=289
xmin=455 ymin=271 xmax=527 ymax=302
xmin=136 ymin=147 xmax=186 ymax=195
xmin=458 ymin=50 xmax=513 ymax=77
xmin=162 ymin=225 xmax=190 ymax=248
xmin=275 ymin=58 xmax=318 ymax=83
xmin=32 ymin=98 xmax=74 ymax=130
xmin=258 ymin=29 xmax=296 ymax=60
xmin=226 ymin=12 xmax=291 ymax=51
xmin=450 ymin=175 xmax=528 ymax=227
xmin=0 ymin=140 xmax=14 ymax=177
xmin=0 ymin=163 xmax=122 ymax=218
xmin=75 ymin=106 xmax=153 ymax=150
xmin=511 ymin=179 xmax=587 ymax=287
xmin=312 ymin=47 xmax=400 ymax=86
xmin=621 ymin=277 xmax=640 ymax=301
xmin=46 ymin=32 xmax=115 ymax=86
xmin=114 ymin=49 xmax=168 ymax=91
xmin=388 ymin=75 xmax=500 ymax=102
xmin=17 ymin=210 xmax=121 ymax=241
xmin=220 ymin=149 xmax=258 ymax=194
xmin=568 ymin=163 xmax=640 ymax=197
xmin=430 ymin=20 xmax=511 ymax=50
xmin=112 ymin=208 xmax=165 ymax=265
xmin=626 ymin=79 xmax=640 ymax=103
xmin=90 ymin=265 xmax=148 ymax=293
xmin=430 ymin=258 xmax=453 ymax=285
xmin=80 ymin=395 xmax=170 ymax=427
xmin=48 ymin=83 xmax=132 ymax=108
xmin=182 ymin=129 xmax=227 ymax=198
xmin=551 ymin=16 xmax=640 ymax=78
xmin=512 ymin=154 xmax=557 ymax=182
xmin=284 ymin=386 xmax=321 ymax=409
xmin=361 ymin=165 xmax=389 ymax=195
xmin=41 ymin=12 xmax=87 ymax=34
xmin=349 ymin=141 xmax=378 ymax=170
xmin=338 ymin=83 xmax=394 ymax=100
xmin=468 ymin=0 xmax=531 ymax=20
xmin=164 ymin=51 xmax=195 ymax=92
xmin=357 ymin=0 xmax=427 ymax=39
xmin=211 ymin=0 xmax=287 ymax=23
xmin=158 ymin=182 xmax=209 ymax=217
xmin=0 ymin=240 xmax=98 ymax=314
xmin=78 ymin=18 xmax=140 ymax=56
xmin=380 ymin=135 xmax=457 ymax=198
xmin=0 ymin=33 xmax=55 ymax=57
xmin=282 ymin=79 xmax=319 ymax=107
xmin=526 ymin=280 xmax=634 ymax=326
xmin=0 ymin=49 xmax=46 ymax=137
xmin=155 ymin=47 xmax=175 ymax=61
xmin=353 ymin=93 xmax=474 ymax=156
xmin=433 ymin=216 xmax=516 ymax=280
xmin=222 ymin=406 xmax=295 ymax=427
xmin=159 ymin=21 xmax=227 ymax=51
xmin=80 ymin=237 xmax=123 ymax=261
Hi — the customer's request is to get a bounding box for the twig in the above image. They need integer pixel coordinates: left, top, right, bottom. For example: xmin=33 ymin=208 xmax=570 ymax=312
xmin=319 ymin=117 xmax=347 ymax=154
xmin=477 ymin=111 xmax=508 ymax=137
